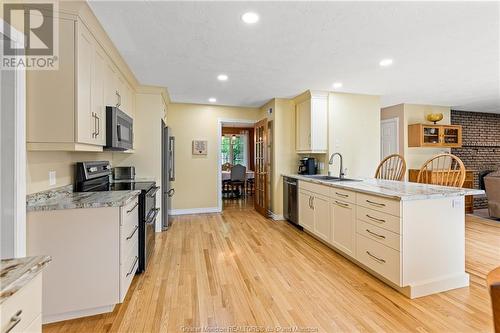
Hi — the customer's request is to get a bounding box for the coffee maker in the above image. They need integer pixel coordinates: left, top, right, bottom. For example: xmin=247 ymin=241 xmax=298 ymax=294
xmin=298 ymin=157 xmax=317 ymax=175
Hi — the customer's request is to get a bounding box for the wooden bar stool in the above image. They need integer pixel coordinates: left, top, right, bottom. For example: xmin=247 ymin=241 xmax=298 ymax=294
xmin=417 ymin=153 xmax=466 ymax=187
xmin=487 ymin=266 xmax=500 ymax=333
xmin=375 ymin=154 xmax=406 ymax=181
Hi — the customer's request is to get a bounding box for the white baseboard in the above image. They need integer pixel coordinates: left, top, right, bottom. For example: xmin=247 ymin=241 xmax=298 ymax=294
xmin=270 ymin=213 xmax=285 ymax=221
xmin=169 ymin=207 xmax=221 ymax=216
xmin=43 ymin=305 xmax=115 ymax=324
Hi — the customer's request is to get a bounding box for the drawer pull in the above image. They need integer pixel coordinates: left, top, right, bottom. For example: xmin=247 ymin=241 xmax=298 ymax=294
xmin=334 ymin=200 xmax=349 ymax=208
xmin=126 ymin=225 xmax=139 ymax=240
xmin=5 ymin=310 xmax=22 ymax=333
xmin=366 ymin=214 xmax=386 ymax=223
xmin=366 ymin=199 xmax=386 ymax=207
xmin=335 ymin=192 xmax=349 ymax=198
xmin=127 ymin=202 xmax=139 ymax=213
xmin=126 ymin=256 xmax=139 ymax=277
xmin=366 ymin=251 xmax=386 ymax=264
xmin=366 ymin=229 xmax=386 ymax=239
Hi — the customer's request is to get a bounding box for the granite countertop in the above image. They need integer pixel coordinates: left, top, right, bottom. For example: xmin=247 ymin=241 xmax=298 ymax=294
xmin=0 ymin=256 xmax=51 ymax=304
xmin=27 ymin=185 xmax=140 ymax=212
xmin=285 ymin=174 xmax=485 ymax=201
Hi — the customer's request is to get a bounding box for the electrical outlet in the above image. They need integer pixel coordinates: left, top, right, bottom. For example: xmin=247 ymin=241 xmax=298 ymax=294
xmin=49 ymin=171 xmax=56 ymax=186
xmin=452 ymin=198 xmax=463 ymax=209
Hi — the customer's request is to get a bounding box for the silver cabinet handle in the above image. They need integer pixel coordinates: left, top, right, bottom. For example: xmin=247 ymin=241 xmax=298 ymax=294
xmin=310 ymin=197 xmax=315 ymax=210
xmin=334 ymin=200 xmax=349 ymax=208
xmin=5 ymin=310 xmax=22 ymax=333
xmin=96 ymin=115 xmax=100 ymax=136
xmin=366 ymin=199 xmax=386 ymax=207
xmin=116 ymin=90 xmax=121 ymax=107
xmin=126 ymin=256 xmax=138 ymax=277
xmin=126 ymin=225 xmax=138 ymax=240
xmin=147 ymin=186 xmax=160 ymax=197
xmin=366 ymin=214 xmax=386 ymax=223
xmin=308 ymin=196 xmax=312 ymax=209
xmin=366 ymin=251 xmax=386 ymax=264
xmin=366 ymin=229 xmax=386 ymax=239
xmin=91 ymin=112 xmax=96 ymax=138
xmin=167 ymin=188 xmax=175 ymax=197
xmin=127 ymin=202 xmax=138 ymax=213
xmin=335 ymin=192 xmax=349 ymax=198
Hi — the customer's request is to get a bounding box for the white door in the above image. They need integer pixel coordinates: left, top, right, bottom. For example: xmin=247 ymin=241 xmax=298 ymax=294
xmin=380 ymin=118 xmax=399 ymax=160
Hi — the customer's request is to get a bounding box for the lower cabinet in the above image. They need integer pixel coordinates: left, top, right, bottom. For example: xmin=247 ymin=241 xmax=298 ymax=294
xmin=331 ymin=199 xmax=356 ymax=257
xmin=299 ymin=190 xmax=331 ymax=242
xmin=299 ymin=190 xmax=314 ymax=231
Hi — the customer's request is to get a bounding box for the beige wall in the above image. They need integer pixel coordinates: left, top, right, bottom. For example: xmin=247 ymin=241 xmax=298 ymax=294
xmin=26 ymin=151 xmax=113 ymax=194
xmin=328 ymin=92 xmax=381 ymax=178
xmin=167 ymin=103 xmax=261 ymax=210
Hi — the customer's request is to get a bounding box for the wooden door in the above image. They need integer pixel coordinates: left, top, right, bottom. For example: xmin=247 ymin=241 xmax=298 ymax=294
xmin=254 ymin=118 xmax=268 ymax=216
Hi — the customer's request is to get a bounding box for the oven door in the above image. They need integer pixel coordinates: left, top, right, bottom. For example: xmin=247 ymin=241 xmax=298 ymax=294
xmin=144 ymin=186 xmax=159 ymax=270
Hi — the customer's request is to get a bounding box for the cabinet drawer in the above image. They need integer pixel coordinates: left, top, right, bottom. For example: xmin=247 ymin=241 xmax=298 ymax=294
xmin=356 ymin=193 xmax=400 ymax=217
xmin=356 ymin=234 xmax=401 ymax=286
xmin=299 ymin=180 xmax=330 ymax=197
xmin=120 ymin=224 xmax=139 ymax=264
xmin=356 ymin=219 xmax=401 ymax=251
xmin=330 ymin=187 xmax=356 ymax=204
xmin=357 ymin=205 xmax=401 ymax=234
xmin=0 ymin=273 xmax=41 ymax=333
xmin=120 ymin=242 xmax=139 ymax=303
xmin=121 ymin=198 xmax=139 ymax=227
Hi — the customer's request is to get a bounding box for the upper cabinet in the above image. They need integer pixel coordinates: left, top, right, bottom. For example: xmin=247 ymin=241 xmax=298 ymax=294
xmin=408 ymin=124 xmax=462 ymax=148
xmin=295 ymin=92 xmax=328 ymax=153
xmin=27 ymin=15 xmax=135 ymax=152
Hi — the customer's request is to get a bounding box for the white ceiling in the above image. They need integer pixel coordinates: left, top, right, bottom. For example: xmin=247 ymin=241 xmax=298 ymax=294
xmin=89 ymin=1 xmax=500 ymax=113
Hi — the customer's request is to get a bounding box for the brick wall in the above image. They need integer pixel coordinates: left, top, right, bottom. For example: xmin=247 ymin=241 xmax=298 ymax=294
xmin=451 ymin=110 xmax=500 ymax=208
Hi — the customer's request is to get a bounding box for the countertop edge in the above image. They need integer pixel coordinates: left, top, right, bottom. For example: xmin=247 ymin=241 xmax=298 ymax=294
xmin=0 ymin=256 xmax=51 ymax=304
xmin=283 ymin=174 xmax=485 ymax=201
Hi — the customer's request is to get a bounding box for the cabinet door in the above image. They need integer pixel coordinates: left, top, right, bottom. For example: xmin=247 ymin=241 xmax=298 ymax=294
xmin=76 ymin=21 xmax=94 ymax=144
xmin=93 ymin=44 xmax=107 ymax=146
xmin=442 ymin=126 xmax=462 ymax=147
xmin=296 ymin=100 xmax=311 ymax=151
xmin=299 ymin=191 xmax=314 ymax=231
xmin=312 ymin=195 xmax=331 ymax=243
xmin=331 ymin=200 xmax=356 ymax=257
xmin=104 ymin=61 xmax=119 ymax=108
xmin=310 ymin=95 xmax=328 ymax=151
xmin=422 ymin=125 xmax=442 ymax=146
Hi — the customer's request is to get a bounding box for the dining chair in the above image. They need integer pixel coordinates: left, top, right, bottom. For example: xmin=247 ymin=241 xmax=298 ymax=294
xmin=417 ymin=153 xmax=466 ymax=187
xmin=487 ymin=266 xmax=500 ymax=333
xmin=375 ymin=154 xmax=406 ymax=181
xmin=222 ymin=162 xmax=232 ymax=171
xmin=228 ymin=164 xmax=246 ymax=198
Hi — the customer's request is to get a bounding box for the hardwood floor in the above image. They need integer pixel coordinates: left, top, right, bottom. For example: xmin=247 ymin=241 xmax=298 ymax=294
xmin=44 ymin=205 xmax=498 ymax=333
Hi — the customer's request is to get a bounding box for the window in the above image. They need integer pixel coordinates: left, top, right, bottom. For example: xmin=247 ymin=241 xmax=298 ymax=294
xmin=221 ymin=134 xmax=248 ymax=167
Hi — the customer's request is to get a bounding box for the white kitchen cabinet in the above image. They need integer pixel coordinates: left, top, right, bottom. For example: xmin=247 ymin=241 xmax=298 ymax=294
xmin=299 ymin=190 xmax=314 ymax=231
xmin=331 ymin=199 xmax=356 ymax=257
xmin=92 ymin=43 xmax=107 ymax=146
xmin=295 ymin=92 xmax=328 ymax=153
xmin=312 ymin=194 xmax=331 ymax=243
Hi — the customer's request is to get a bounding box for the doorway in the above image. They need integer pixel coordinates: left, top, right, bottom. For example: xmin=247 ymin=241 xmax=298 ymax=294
xmin=380 ymin=118 xmax=399 ymax=160
xmin=218 ymin=119 xmax=256 ymax=211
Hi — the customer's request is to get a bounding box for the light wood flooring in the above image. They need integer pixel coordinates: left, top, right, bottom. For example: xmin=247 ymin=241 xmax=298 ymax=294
xmin=44 ymin=203 xmax=499 ymax=332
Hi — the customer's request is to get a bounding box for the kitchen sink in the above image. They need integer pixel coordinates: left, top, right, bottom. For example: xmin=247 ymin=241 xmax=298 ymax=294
xmin=302 ymin=175 xmax=362 ymax=182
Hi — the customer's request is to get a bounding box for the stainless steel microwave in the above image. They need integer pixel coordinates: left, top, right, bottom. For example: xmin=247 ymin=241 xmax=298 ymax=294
xmin=105 ymin=106 xmax=133 ymax=151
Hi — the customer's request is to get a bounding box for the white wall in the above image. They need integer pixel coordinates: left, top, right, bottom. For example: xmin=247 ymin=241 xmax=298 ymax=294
xmin=328 ymin=93 xmax=381 ymax=178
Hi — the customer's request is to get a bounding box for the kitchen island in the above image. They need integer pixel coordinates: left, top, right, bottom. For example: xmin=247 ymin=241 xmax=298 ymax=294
xmin=284 ymin=174 xmax=483 ymax=298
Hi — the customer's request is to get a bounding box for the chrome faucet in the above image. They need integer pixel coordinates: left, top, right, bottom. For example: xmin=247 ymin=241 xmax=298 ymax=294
xmin=329 ymin=153 xmax=344 ymax=179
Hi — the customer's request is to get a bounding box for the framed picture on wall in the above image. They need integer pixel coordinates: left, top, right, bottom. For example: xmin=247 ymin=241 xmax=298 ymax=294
xmin=192 ymin=140 xmax=208 ymax=155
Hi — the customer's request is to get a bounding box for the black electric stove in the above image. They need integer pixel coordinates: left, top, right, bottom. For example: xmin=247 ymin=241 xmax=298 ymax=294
xmin=75 ymin=161 xmax=159 ymax=273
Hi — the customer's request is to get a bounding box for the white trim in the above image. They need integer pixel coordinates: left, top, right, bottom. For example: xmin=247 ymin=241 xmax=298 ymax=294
xmin=0 ymin=20 xmax=26 ymax=258
xmin=380 ymin=117 xmax=400 ymax=159
xmin=169 ymin=207 xmax=221 ymax=216
xmin=217 ymin=118 xmax=256 ymax=212
xmin=270 ymin=213 xmax=285 ymax=221
xmin=43 ymin=305 xmax=115 ymax=324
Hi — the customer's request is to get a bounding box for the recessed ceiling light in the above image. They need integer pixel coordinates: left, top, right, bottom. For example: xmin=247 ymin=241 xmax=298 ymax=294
xmin=217 ymin=74 xmax=228 ymax=81
xmin=379 ymin=58 xmax=393 ymax=67
xmin=332 ymin=82 xmax=343 ymax=89
xmin=241 ymin=12 xmax=259 ymax=24
xmin=208 ymin=97 xmax=217 ymax=103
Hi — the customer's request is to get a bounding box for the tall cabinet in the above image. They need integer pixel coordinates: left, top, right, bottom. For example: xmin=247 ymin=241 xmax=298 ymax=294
xmin=27 ymin=14 xmax=135 ymax=152
xmin=295 ymin=92 xmax=328 ymax=153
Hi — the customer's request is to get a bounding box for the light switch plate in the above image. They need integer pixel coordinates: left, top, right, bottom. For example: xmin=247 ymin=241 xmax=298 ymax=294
xmin=452 ymin=198 xmax=463 ymax=208
xmin=49 ymin=171 xmax=56 ymax=186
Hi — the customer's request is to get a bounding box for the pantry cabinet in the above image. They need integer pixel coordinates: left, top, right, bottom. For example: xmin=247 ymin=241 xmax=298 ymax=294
xmin=27 ymin=15 xmax=135 ymax=152
xmin=295 ymin=92 xmax=328 ymax=153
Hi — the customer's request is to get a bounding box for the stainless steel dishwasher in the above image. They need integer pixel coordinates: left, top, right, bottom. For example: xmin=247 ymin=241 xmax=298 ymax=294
xmin=283 ymin=177 xmax=299 ymax=227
